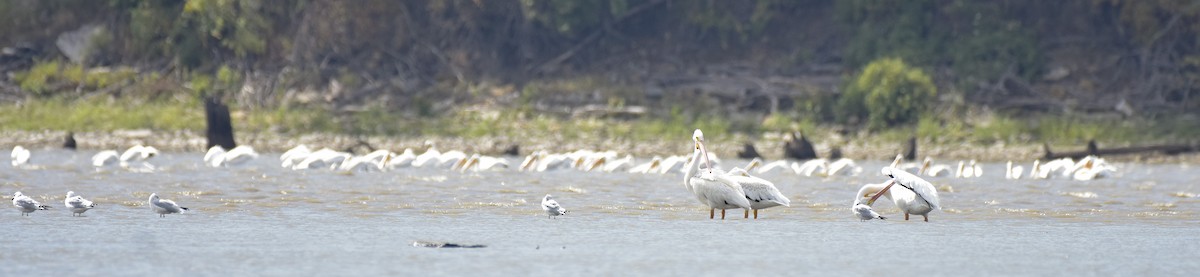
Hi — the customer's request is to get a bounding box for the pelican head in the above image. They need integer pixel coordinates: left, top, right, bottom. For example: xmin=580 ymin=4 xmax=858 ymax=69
xmin=867 ymin=168 xmax=900 ymax=206
xmin=692 ymin=129 xmax=712 ymax=172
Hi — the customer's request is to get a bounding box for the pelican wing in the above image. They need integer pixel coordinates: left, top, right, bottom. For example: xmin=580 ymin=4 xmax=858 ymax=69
xmin=727 ymin=175 xmax=790 ymax=207
xmin=691 ymin=170 xmax=752 ymax=209
xmin=883 ymin=167 xmax=941 ymax=210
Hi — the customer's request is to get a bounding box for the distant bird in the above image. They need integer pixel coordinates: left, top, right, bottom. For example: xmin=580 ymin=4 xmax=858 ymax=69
xmin=65 ymin=191 xmax=95 ymax=217
xmin=205 ymin=145 xmax=259 ymax=167
xmin=919 ymin=157 xmax=954 ymax=177
xmin=458 ymin=154 xmax=510 ymax=172
xmin=684 ymin=129 xmax=751 ymax=219
xmin=149 ymin=193 xmax=188 ymax=217
xmin=11 ymin=145 xmax=31 ymax=167
xmin=120 ymin=145 xmax=159 ymax=171
xmin=12 ymin=191 xmax=51 ymax=216
xmin=542 ymin=194 xmax=567 ymax=219
xmin=783 ymin=131 xmax=817 ymax=160
xmin=826 ymin=158 xmax=862 ymax=176
xmin=280 ymin=145 xmax=312 ymax=168
xmin=385 ymin=148 xmax=417 ymax=169
xmin=92 ymin=150 xmax=121 ymax=168
xmin=627 ymin=156 xmax=662 ymax=174
xmin=852 ymin=202 xmax=886 ymax=221
xmin=859 ymin=167 xmax=941 ymax=222
xmin=1006 ymin=161 xmax=1024 ymax=180
xmin=63 ymin=132 xmax=77 ymax=150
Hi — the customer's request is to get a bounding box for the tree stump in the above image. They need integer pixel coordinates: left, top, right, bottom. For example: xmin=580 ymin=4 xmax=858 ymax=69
xmin=205 ymin=97 xmax=236 ymax=150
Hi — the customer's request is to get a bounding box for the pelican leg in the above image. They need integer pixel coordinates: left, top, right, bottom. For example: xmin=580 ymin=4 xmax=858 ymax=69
xmin=721 ymin=209 xmax=726 ymax=220
xmin=710 ymin=208 xmax=715 ymax=219
xmin=923 ymin=215 xmax=929 ymax=222
xmin=754 ymin=209 xmax=759 ymax=219
xmin=744 ymin=209 xmax=749 ymax=218
xmin=905 ymin=213 xmax=910 ymax=221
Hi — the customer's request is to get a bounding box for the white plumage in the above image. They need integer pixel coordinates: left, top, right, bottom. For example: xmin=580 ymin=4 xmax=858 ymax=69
xmin=684 ymin=129 xmax=751 ymax=219
xmin=65 ymin=191 xmax=96 ymax=216
xmin=725 ymin=168 xmax=789 ymax=219
xmin=542 ymin=194 xmax=567 ymax=219
xmin=858 ymin=167 xmax=942 ymax=222
xmin=12 ymin=191 xmax=51 ymax=216
xmin=852 ymin=202 xmax=886 ymax=221
xmin=149 ymin=193 xmax=188 ymax=217
xmin=11 ymin=145 xmax=31 ymax=167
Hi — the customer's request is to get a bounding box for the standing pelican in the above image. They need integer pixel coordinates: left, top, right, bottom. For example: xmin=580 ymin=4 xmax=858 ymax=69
xmin=1006 ymin=161 xmax=1024 ymax=179
xmin=684 ymin=129 xmax=751 ymax=219
xmin=65 ymin=191 xmax=96 ymax=216
xmin=149 ymin=193 xmax=189 ymax=217
xmin=725 ymin=168 xmax=790 ymax=219
xmin=542 ymin=194 xmax=567 ymax=219
xmin=859 ymin=167 xmax=941 ymax=222
xmin=12 ymin=191 xmax=51 ymax=216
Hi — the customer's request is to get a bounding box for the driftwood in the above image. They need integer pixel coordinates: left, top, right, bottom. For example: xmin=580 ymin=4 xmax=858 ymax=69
xmin=204 ymin=97 xmax=237 ymax=149
xmin=62 ymin=132 xmax=76 ymax=150
xmin=1043 ymin=140 xmax=1197 ymax=159
xmin=902 ymin=136 xmax=917 ymax=161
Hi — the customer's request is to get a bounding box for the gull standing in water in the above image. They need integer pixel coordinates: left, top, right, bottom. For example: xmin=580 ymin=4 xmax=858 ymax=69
xmin=12 ymin=191 xmax=51 ymax=216
xmin=684 ymin=129 xmax=751 ymax=219
xmin=149 ymin=193 xmax=189 ymax=217
xmin=857 ymin=167 xmax=942 ymax=222
xmin=542 ymin=194 xmax=567 ymax=219
xmin=852 ymin=202 xmax=886 ymax=221
xmin=65 ymin=191 xmax=96 ymax=216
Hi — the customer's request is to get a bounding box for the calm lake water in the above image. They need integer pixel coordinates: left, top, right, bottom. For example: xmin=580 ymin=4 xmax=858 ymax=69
xmin=2 ymin=149 xmax=1199 ymax=275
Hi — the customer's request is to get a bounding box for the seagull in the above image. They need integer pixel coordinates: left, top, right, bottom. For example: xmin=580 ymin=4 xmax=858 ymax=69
xmin=149 ymin=193 xmax=189 ymax=217
xmin=12 ymin=191 xmax=51 ymax=216
xmin=684 ymin=129 xmax=751 ymax=219
xmin=542 ymin=194 xmax=567 ymax=219
xmin=859 ymin=167 xmax=942 ymax=222
xmin=65 ymin=191 xmax=96 ymax=216
xmin=852 ymin=202 xmax=886 ymax=221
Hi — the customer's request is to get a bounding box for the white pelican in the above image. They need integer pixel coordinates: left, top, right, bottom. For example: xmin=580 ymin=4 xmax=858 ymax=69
xmin=628 ymin=156 xmax=662 ymax=174
xmin=970 ymin=160 xmax=983 ymax=177
xmin=587 ymin=154 xmax=633 ymax=172
xmin=385 ymin=148 xmax=416 ymax=169
xmin=292 ymin=148 xmax=351 ymax=170
xmin=411 ymin=144 xmax=442 ymax=168
xmin=338 ymin=150 xmax=394 ymax=172
xmin=432 ymin=150 xmax=468 ymax=169
xmin=205 ymin=145 xmax=259 ymax=167
xmin=458 ymin=154 xmax=510 ymax=172
xmin=542 ymin=194 xmax=567 ymax=219
xmin=120 ymin=145 xmax=158 ymax=162
xmin=149 ymin=193 xmax=188 ymax=217
xmin=918 ymin=157 xmax=954 ymax=177
xmin=826 ymin=158 xmax=863 ymax=176
xmin=92 ymin=150 xmax=121 ymax=168
xmin=1036 ymin=158 xmax=1075 ymax=178
xmin=204 ymin=146 xmax=227 ymax=167
xmin=11 ymin=145 xmax=31 ymax=167
xmin=1069 ymin=156 xmax=1115 ymax=181
xmin=65 ymin=191 xmax=95 ymax=217
xmin=890 ymin=154 xmax=922 ymax=174
xmin=1006 ymin=161 xmax=1024 ymax=179
xmin=793 ymin=159 xmax=829 ymax=177
xmin=755 ymin=159 xmax=795 ymax=175
xmin=852 ymin=202 xmax=886 ymax=221
xmin=725 ymin=168 xmax=790 ymax=219
xmin=280 ymin=145 xmax=312 ymax=168
xmin=684 ymin=129 xmax=751 ymax=219
xmin=954 ymin=160 xmax=980 ymax=178
xmin=859 ymin=167 xmax=941 ymax=222
xmin=12 ymin=191 xmax=51 ymax=216
xmin=658 ymin=155 xmax=690 ymax=174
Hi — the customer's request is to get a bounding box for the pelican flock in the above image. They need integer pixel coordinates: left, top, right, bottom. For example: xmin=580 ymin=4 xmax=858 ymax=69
xmin=2 ymin=134 xmax=1122 ymax=221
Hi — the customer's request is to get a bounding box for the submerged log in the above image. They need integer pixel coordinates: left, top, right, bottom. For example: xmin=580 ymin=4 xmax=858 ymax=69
xmin=903 ymin=136 xmax=917 ymax=161
xmin=62 ymin=131 xmax=76 ymax=150
xmin=204 ymin=97 xmax=236 ymax=150
xmin=1043 ymin=140 xmax=1197 ymax=159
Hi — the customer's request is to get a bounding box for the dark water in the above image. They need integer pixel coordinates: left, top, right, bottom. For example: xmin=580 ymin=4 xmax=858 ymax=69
xmin=2 ymin=149 xmax=1198 ymax=275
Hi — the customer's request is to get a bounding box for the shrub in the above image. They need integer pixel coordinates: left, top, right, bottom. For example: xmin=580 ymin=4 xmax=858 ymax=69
xmin=839 ymin=58 xmax=936 ymax=129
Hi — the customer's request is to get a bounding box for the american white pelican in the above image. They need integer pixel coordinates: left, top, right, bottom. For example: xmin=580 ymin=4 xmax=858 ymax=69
xmin=432 ymin=150 xmax=468 ymax=169
xmin=970 ymin=160 xmax=983 ymax=177
xmin=542 ymin=194 xmax=567 ymax=219
xmin=684 ymin=129 xmax=751 ymax=219
xmin=918 ymin=157 xmax=954 ymax=177
xmin=206 ymin=145 xmax=259 ymax=167
xmin=411 ymin=144 xmax=442 ymax=168
xmin=149 ymin=193 xmax=188 ymax=217
xmin=92 ymin=150 xmax=121 ymax=168
xmin=793 ymin=159 xmax=829 ymax=177
xmin=292 ymin=148 xmax=351 ymax=170
xmin=65 ymin=191 xmax=95 ymax=216
xmin=458 ymin=154 xmax=510 ymax=172
xmin=826 ymin=158 xmax=862 ymax=176
xmin=628 ymin=156 xmax=662 ymax=174
xmin=280 ymin=145 xmax=312 ymax=168
xmin=890 ymin=154 xmax=922 ymax=174
xmin=385 ymin=148 xmax=417 ymax=169
xmin=852 ymin=202 xmax=886 ymax=221
xmin=587 ymin=154 xmax=633 ymax=172
xmin=743 ymin=158 xmax=764 ymax=172
xmin=120 ymin=145 xmax=158 ymax=162
xmin=11 ymin=145 xmax=31 ymax=167
xmin=658 ymin=155 xmax=690 ymax=174
xmin=1036 ymin=158 xmax=1075 ymax=178
xmin=755 ymin=159 xmax=795 ymax=175
xmin=859 ymin=167 xmax=942 ymax=222
xmin=338 ymin=150 xmax=394 ymax=172
xmin=1006 ymin=161 xmax=1024 ymax=179
xmin=12 ymin=191 xmax=51 ymax=216
xmin=1069 ymin=155 xmax=1115 ymax=181
xmin=955 ymin=160 xmax=980 ymax=178
xmin=725 ymin=168 xmax=790 ymax=219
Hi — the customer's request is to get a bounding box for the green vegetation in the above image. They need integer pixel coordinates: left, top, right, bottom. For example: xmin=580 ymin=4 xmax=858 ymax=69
xmin=839 ymin=58 xmax=936 ymax=130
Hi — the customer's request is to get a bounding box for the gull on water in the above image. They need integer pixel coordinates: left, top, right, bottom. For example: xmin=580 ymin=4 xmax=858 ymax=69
xmin=149 ymin=193 xmax=189 ymax=217
xmin=852 ymin=202 xmax=886 ymax=221
xmin=542 ymin=194 xmax=567 ymax=219
xmin=12 ymin=191 xmax=51 ymax=216
xmin=65 ymin=191 xmax=96 ymax=216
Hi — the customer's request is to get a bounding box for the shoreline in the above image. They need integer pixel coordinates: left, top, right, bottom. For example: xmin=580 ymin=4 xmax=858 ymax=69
xmin=3 ymin=130 xmax=1196 ymax=164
